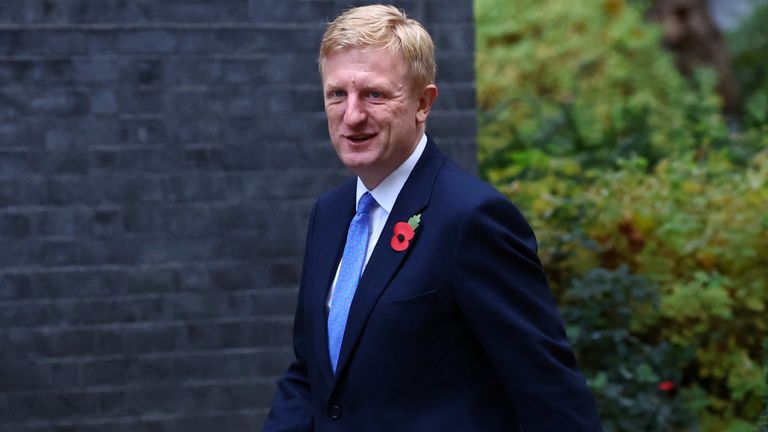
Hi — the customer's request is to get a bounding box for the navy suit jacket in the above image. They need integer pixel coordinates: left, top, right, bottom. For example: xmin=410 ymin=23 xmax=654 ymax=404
xmin=264 ymin=137 xmax=603 ymax=431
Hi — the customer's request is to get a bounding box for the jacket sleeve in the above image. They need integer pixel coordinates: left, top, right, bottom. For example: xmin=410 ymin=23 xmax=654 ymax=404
xmin=452 ymin=196 xmax=603 ymax=431
xmin=262 ymin=205 xmax=317 ymax=432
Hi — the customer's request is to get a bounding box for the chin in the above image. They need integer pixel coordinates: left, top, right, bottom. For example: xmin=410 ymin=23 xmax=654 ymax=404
xmin=339 ymin=148 xmax=378 ymax=167
xmin=340 ymin=156 xmax=375 ymax=173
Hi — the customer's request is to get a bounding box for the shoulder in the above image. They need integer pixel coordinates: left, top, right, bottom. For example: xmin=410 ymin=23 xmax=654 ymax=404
xmin=314 ymin=177 xmax=355 ymax=213
xmin=428 ymin=156 xmax=540 ymax=259
xmin=433 ymin=157 xmax=529 ymax=225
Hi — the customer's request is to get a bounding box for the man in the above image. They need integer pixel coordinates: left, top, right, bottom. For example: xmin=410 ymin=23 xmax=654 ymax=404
xmin=264 ymin=5 xmax=603 ymax=431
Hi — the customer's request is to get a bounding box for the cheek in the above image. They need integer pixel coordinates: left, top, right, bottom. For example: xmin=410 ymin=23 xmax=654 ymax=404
xmin=372 ymin=107 xmax=398 ymax=127
xmin=325 ymin=109 xmax=342 ymax=127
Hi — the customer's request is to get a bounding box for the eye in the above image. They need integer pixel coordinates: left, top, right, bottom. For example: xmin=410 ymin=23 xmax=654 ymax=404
xmin=369 ymin=90 xmax=383 ymax=99
xmin=328 ymin=89 xmax=346 ymax=98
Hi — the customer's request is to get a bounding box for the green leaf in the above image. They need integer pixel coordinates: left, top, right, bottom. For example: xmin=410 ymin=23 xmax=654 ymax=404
xmin=408 ymin=214 xmax=421 ymax=231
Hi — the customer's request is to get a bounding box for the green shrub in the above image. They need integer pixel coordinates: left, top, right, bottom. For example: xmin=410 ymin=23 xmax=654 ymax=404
xmin=727 ymin=2 xmax=768 ymax=129
xmin=761 ymin=338 xmax=768 ymax=432
xmin=475 ymin=0 xmax=729 ymax=185
xmin=508 ymin=149 xmax=768 ymax=430
xmin=476 ymin=0 xmax=768 ymax=428
xmin=562 ymin=267 xmax=697 ymax=431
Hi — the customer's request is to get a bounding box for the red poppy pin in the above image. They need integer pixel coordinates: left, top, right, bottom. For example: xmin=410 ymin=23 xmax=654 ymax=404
xmin=391 ymin=214 xmax=421 ymax=252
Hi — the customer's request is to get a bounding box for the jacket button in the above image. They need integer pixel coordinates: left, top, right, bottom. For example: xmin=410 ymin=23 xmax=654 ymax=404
xmin=328 ymin=404 xmax=342 ymax=419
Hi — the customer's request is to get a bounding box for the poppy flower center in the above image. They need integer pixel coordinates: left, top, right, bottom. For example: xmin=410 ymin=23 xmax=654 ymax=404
xmin=397 ymin=234 xmax=405 ymax=242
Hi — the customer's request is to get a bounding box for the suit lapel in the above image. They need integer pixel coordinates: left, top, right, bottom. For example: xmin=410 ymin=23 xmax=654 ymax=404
xmin=333 ymin=139 xmax=446 ymax=383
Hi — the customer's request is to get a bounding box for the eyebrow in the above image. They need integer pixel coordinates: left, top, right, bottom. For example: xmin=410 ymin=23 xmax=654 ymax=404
xmin=362 ymin=82 xmax=392 ymax=91
xmin=324 ymin=80 xmax=393 ymax=90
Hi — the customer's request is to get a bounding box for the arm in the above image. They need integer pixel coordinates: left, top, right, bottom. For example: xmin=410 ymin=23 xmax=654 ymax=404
xmin=262 ymin=299 xmax=313 ymax=431
xmin=263 ymin=207 xmax=317 ymax=432
xmin=453 ymin=196 xmax=603 ymax=431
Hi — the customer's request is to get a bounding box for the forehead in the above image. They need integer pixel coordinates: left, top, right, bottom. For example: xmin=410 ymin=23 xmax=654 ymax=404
xmin=321 ymin=47 xmax=407 ymax=85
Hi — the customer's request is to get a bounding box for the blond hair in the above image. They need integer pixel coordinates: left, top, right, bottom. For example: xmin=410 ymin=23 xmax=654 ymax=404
xmin=319 ymin=5 xmax=436 ymax=90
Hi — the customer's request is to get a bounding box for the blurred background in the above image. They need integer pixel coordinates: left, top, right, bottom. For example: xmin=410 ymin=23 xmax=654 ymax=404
xmin=0 ymin=0 xmax=766 ymax=431
xmin=477 ymin=0 xmax=767 ymax=430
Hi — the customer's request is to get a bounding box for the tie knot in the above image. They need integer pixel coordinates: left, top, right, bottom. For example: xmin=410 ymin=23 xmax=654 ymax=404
xmin=357 ymin=192 xmax=377 ymax=214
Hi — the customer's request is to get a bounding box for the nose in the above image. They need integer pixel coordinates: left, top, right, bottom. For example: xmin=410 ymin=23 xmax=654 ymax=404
xmin=343 ymin=95 xmax=367 ymax=127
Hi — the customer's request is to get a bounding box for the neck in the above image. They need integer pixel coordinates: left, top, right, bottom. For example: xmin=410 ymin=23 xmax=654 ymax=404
xmin=358 ymin=131 xmax=424 ymax=190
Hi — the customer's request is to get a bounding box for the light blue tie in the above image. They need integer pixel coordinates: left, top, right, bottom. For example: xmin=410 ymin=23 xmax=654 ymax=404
xmin=327 ymin=192 xmax=377 ymax=373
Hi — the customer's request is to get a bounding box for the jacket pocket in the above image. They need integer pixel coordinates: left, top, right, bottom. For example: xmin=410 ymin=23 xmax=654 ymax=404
xmin=384 ymin=287 xmax=439 ymax=305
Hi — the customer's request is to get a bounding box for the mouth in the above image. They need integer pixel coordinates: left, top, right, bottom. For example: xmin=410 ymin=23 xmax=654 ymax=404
xmin=344 ymin=133 xmax=377 ymax=144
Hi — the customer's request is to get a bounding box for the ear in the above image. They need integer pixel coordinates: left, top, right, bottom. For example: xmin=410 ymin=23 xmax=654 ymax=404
xmin=415 ymin=84 xmax=438 ymax=123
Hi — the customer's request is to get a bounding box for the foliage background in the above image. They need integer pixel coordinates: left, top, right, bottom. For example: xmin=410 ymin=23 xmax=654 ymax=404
xmin=475 ymin=0 xmax=768 ymax=430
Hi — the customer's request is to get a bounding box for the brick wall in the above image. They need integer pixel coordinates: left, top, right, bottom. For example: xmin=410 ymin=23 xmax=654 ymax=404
xmin=0 ymin=1 xmax=476 ymax=430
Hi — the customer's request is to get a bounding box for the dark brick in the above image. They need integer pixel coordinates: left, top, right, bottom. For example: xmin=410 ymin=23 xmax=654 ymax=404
xmin=121 ymin=268 xmax=177 ymax=294
xmin=248 ymin=1 xmax=337 ymax=23
xmin=432 ymin=24 xmax=474 ymax=53
xmin=11 ymin=30 xmax=92 ymax=56
xmin=263 ymin=87 xmax=324 ymax=113
xmin=124 ymin=324 xmax=182 ymax=354
xmin=155 ymin=2 xmax=250 ymax=23
xmin=6 ymin=328 xmax=56 ymax=358
xmin=436 ymin=52 xmax=476 ymax=83
xmin=44 ymin=148 xmax=91 ymax=175
xmin=0 ymin=59 xmax=75 ymax=86
xmin=28 ymin=89 xmax=90 ymax=115
xmin=118 ymin=30 xmax=176 ymax=54
xmin=90 ymin=89 xmax=119 ymax=114
xmin=0 ymin=212 xmax=33 ymax=238
xmin=76 ymin=297 xmax=145 ymax=325
xmin=261 ymin=55 xmax=321 ymax=84
xmin=0 ymin=1 xmax=476 ymax=431
xmin=433 ymin=83 xmax=477 ymax=111
xmin=173 ymin=352 xmax=256 ymax=381
xmin=214 ymin=383 xmax=263 ymax=409
xmin=79 ymin=357 xmax=134 ymax=387
xmin=266 ymin=319 xmax=294 ymax=346
xmin=270 ymin=261 xmax=300 ymax=288
xmin=257 ymin=347 xmax=294 ymax=377
xmin=81 ymin=356 xmax=171 ymax=387
xmin=71 ymin=57 xmax=120 ymax=83
xmin=424 ymin=0 xmax=473 ymax=23
xmin=0 ymin=356 xmax=48 ymax=392
xmin=0 ymin=301 xmax=52 ymax=328
xmin=30 ymin=269 xmax=128 ymax=299
xmin=0 ymin=239 xmax=36 ymax=267
xmin=48 ymin=361 xmax=81 ymax=388
xmin=91 ymin=207 xmax=123 ymax=236
xmin=97 ymin=389 xmax=131 ymax=417
xmin=0 ymin=121 xmax=29 ymax=148
xmin=114 ymin=87 xmax=166 ymax=114
xmin=45 ymin=129 xmax=76 ymax=150
xmin=4 ymin=392 xmax=98 ymax=422
xmin=175 ymin=412 xmax=253 ymax=432
xmin=54 ymin=0 xmax=151 ymax=24
xmin=428 ymin=111 xmax=477 ymax=139
xmin=122 ymin=386 xmax=178 ymax=416
xmin=210 ymin=263 xmax=269 ymax=290
xmin=0 ymin=273 xmax=32 ymax=300
xmin=54 ymin=329 xmax=96 ymax=357
xmin=252 ymin=290 xmax=298 ymax=316
xmin=37 ymin=207 xmax=89 ymax=237
xmin=328 ymin=0 xmax=423 ymax=19
xmin=178 ymin=321 xmax=218 ymax=351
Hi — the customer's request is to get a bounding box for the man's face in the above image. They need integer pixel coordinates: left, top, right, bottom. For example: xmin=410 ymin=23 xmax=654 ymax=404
xmin=322 ymin=47 xmax=434 ymax=189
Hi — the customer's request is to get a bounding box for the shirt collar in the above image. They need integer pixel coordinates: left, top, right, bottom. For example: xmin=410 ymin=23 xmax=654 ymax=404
xmin=355 ymin=133 xmax=427 ymax=213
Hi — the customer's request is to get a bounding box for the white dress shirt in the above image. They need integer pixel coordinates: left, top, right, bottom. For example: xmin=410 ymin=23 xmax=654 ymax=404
xmin=327 ymin=133 xmax=428 ymax=309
